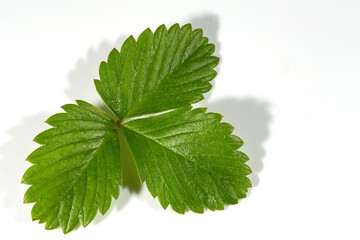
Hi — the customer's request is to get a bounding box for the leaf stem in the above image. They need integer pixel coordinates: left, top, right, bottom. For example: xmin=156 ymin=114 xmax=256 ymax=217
xmin=115 ymin=119 xmax=122 ymax=130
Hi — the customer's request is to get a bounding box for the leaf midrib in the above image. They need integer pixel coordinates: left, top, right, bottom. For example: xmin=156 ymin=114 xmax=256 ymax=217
xmin=121 ymin=34 xmax=205 ymax=120
xmin=38 ymin=129 xmax=116 ymax=214
xmin=122 ymin=124 xmax=224 ymax=179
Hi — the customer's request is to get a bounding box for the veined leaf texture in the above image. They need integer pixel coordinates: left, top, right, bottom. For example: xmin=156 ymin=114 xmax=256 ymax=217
xmin=23 ymin=23 xmax=251 ymax=233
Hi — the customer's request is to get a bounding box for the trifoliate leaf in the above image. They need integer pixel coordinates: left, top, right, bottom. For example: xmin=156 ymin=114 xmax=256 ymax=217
xmin=122 ymin=106 xmax=251 ymax=213
xmin=23 ymin=23 xmax=252 ymax=233
xmin=22 ymin=100 xmax=121 ymax=233
xmin=94 ymin=23 xmax=219 ymax=120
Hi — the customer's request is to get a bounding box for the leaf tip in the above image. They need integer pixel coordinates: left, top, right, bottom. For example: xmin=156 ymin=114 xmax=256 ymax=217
xmin=155 ymin=24 xmax=167 ymax=33
xmin=127 ymin=35 xmax=135 ymax=42
xmin=181 ymin=23 xmax=192 ymax=31
xmin=171 ymin=23 xmax=180 ymax=30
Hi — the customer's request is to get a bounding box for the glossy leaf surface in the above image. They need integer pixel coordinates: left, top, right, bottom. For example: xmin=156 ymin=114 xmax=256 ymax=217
xmin=95 ymin=23 xmax=219 ymax=120
xmin=23 ymin=23 xmax=251 ymax=234
xmin=122 ymin=106 xmax=251 ymax=213
xmin=22 ymin=100 xmax=121 ymax=233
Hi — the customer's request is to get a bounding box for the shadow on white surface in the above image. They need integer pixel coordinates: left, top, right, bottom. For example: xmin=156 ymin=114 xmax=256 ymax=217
xmin=190 ymin=14 xmax=221 ymax=60
xmin=0 ymin=112 xmax=51 ymax=223
xmin=206 ymin=98 xmax=271 ymax=189
xmin=65 ymin=35 xmax=128 ymax=102
xmin=189 ymin=14 xmax=271 ymax=197
xmin=190 ymin=13 xmax=220 ymax=101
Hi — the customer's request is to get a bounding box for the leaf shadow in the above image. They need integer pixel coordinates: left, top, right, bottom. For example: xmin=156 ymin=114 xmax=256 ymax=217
xmin=205 ymin=97 xmax=271 ymax=190
xmin=190 ymin=14 xmax=221 ymax=60
xmin=189 ymin=13 xmax=220 ymax=101
xmin=189 ymin=13 xmax=271 ymax=197
xmin=0 ymin=112 xmax=52 ymax=224
xmin=65 ymin=35 xmax=128 ymax=102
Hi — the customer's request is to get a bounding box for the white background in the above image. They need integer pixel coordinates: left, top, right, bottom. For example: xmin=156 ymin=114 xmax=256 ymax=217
xmin=1 ymin=0 xmax=359 ymax=239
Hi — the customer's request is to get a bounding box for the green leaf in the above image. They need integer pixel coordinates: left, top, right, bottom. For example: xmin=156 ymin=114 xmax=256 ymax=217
xmin=94 ymin=23 xmax=219 ymax=120
xmin=23 ymin=23 xmax=252 ymax=233
xmin=22 ymin=100 xmax=121 ymax=233
xmin=122 ymin=106 xmax=251 ymax=213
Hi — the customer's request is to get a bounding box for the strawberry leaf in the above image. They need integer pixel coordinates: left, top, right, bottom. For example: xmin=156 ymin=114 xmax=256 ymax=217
xmin=94 ymin=23 xmax=219 ymax=120
xmin=23 ymin=23 xmax=252 ymax=233
xmin=22 ymin=100 xmax=121 ymax=233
